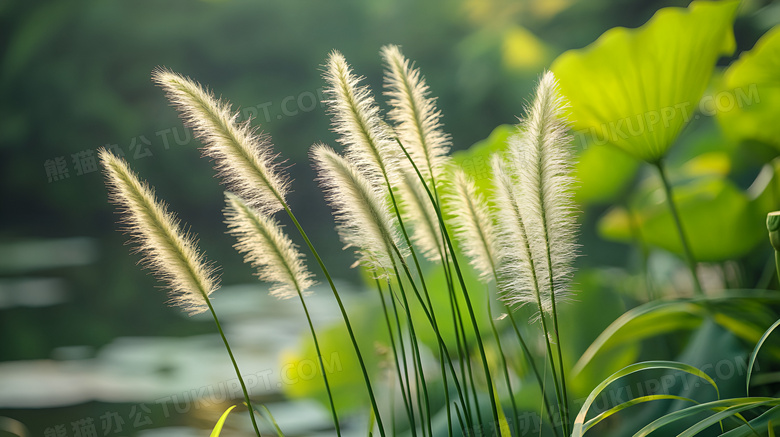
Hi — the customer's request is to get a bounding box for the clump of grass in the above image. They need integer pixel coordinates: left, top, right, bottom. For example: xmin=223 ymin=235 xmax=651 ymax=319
xmin=107 ymin=49 xmax=582 ymax=437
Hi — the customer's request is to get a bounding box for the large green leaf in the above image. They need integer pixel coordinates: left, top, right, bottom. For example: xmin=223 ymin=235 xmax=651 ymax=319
xmin=602 ymin=177 xmax=760 ymax=261
xmin=600 ymin=156 xmax=780 ymax=261
xmin=598 ymin=171 xmax=771 ymax=262
xmin=718 ymin=25 xmax=780 ymax=150
xmin=573 ymin=143 xmax=640 ymax=205
xmin=551 ymin=1 xmax=739 ymax=163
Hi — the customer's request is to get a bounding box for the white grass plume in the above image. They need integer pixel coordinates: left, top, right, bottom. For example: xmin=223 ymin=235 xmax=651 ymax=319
xmin=312 ymin=144 xmax=406 ymax=276
xmin=447 ymin=169 xmax=497 ymax=283
xmin=153 ymin=68 xmax=289 ymax=215
xmin=493 ymin=71 xmax=578 ymax=316
xmin=397 ymin=168 xmax=443 ymax=262
xmin=99 ymin=148 xmax=219 ymax=315
xmin=322 ymin=51 xmax=399 ymax=187
xmin=492 ymin=155 xmax=543 ymax=315
xmin=381 ymin=45 xmax=451 ymax=185
xmin=224 ymin=192 xmax=314 ymax=300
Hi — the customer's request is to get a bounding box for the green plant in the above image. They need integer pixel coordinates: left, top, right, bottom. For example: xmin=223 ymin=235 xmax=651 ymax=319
xmin=102 ymin=2 xmax=780 ymax=436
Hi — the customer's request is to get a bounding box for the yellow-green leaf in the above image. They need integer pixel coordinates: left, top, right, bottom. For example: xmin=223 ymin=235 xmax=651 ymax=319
xmin=551 ymin=1 xmax=739 ymax=163
xmin=599 ymin=176 xmax=765 ymax=262
xmin=573 ymin=144 xmax=639 ymax=205
xmin=718 ymin=25 xmax=780 ymax=150
xmin=210 ymin=405 xmax=237 ymax=437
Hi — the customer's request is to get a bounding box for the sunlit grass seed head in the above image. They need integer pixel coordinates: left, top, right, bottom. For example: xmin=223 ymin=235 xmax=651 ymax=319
xmin=311 ymin=144 xmax=407 ymax=277
xmin=322 ymin=50 xmax=399 ymax=187
xmin=153 ymin=68 xmax=289 ymax=216
xmin=397 ymin=168 xmax=443 ymax=262
xmin=99 ymin=148 xmax=219 ymax=316
xmin=381 ymin=44 xmax=451 ymax=185
xmin=491 ymin=155 xmax=541 ymax=314
xmin=493 ymin=71 xmax=579 ymax=317
xmin=224 ymin=193 xmax=314 ymax=300
xmin=447 ymin=168 xmax=497 ymax=283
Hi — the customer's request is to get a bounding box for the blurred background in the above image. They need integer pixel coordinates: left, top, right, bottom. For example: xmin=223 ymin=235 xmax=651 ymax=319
xmin=2 ymin=0 xmax=779 ymax=436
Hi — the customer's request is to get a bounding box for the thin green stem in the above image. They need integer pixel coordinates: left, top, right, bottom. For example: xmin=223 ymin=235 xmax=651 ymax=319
xmin=655 ymin=161 xmax=703 ymax=295
xmin=395 ymin=138 xmax=502 ymax=434
xmin=388 ymin=181 xmax=459 ymax=436
xmin=388 ymin=280 xmax=418 ymax=431
xmin=390 ymin=264 xmax=434 ymax=437
xmin=441 ymin=239 xmax=477 ymax=428
xmin=386 ymin=245 xmax=472 ymax=431
xmin=204 ymin=299 xmax=262 ymax=437
xmin=282 ymin=204 xmax=386 ymax=436
xmin=506 ymin=310 xmax=559 ymax=437
xmin=485 ymin=290 xmax=520 ymax=437
xmin=295 ymin=290 xmax=341 ymax=436
xmin=547 ymin=287 xmax=569 ymax=433
xmin=376 ymin=280 xmax=416 ymax=435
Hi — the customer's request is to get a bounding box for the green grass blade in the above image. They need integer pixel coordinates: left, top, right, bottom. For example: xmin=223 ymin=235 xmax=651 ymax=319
xmin=722 ymin=406 xmax=780 ymax=437
xmin=632 ymin=398 xmax=778 ymax=437
xmin=258 ymin=405 xmax=285 ymax=437
xmin=572 ymin=300 xmax=706 ymax=376
xmin=583 ymin=395 xmax=698 ymax=432
xmin=572 ymin=361 xmax=719 ymax=437
xmin=210 ymin=405 xmax=238 ymax=437
xmin=747 ymin=318 xmax=780 ymax=396
xmin=678 ymin=400 xmax=780 ymax=437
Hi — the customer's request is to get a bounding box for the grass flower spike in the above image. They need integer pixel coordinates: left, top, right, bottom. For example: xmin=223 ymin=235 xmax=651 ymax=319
xmin=381 ymin=44 xmax=451 ymax=185
xmin=323 ymin=51 xmax=398 ymax=187
xmin=153 ymin=68 xmax=289 ymax=215
xmin=312 ymin=144 xmax=406 ymax=277
xmin=492 ymin=156 xmax=539 ymax=311
xmin=448 ymin=168 xmax=498 ymax=283
xmin=224 ymin=192 xmax=314 ymax=299
xmin=99 ymin=148 xmax=219 ymax=315
xmin=501 ymin=71 xmax=578 ymax=314
xmin=492 ymin=71 xmax=578 ymax=434
xmin=100 ymin=148 xmax=264 ymax=436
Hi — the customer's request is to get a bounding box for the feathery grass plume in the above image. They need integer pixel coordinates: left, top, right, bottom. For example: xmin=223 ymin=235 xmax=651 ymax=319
xmin=381 ymin=45 xmax=451 ymax=185
xmin=491 ymin=155 xmax=541 ymax=313
xmin=224 ymin=192 xmax=314 ymax=299
xmin=322 ymin=51 xmax=399 ymax=187
xmin=511 ymin=71 xmax=578 ymax=312
xmin=312 ymin=144 xmax=407 ymax=277
xmin=152 ymin=68 xmax=289 ymax=215
xmin=397 ymin=168 xmax=443 ymax=262
xmin=447 ymin=168 xmax=498 ymax=283
xmin=99 ymin=148 xmax=219 ymax=315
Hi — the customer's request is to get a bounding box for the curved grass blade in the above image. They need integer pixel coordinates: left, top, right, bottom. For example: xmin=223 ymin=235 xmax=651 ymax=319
xmin=575 ymin=290 xmax=780 ymax=376
xmin=632 ymin=398 xmax=778 ymax=437
xmin=678 ymin=401 xmax=778 ymax=437
xmin=722 ymin=406 xmax=780 ymax=437
xmin=572 ymin=301 xmax=706 ymax=376
xmin=210 ymin=405 xmax=237 ymax=437
xmin=572 ymin=361 xmax=719 ymax=437
xmin=258 ymin=405 xmax=285 ymax=437
xmin=747 ymin=319 xmax=780 ymax=396
xmin=583 ymin=395 xmax=698 ymax=432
